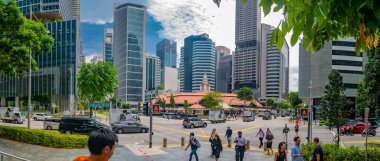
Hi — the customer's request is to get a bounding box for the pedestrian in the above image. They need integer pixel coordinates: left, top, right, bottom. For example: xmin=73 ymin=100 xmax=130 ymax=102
xmin=213 ymin=134 xmax=223 ymax=161
xmin=255 ymin=128 xmax=265 ymax=148
xmin=225 ymin=126 xmax=233 ymax=139
xmin=310 ymin=137 xmax=323 ymax=161
xmin=283 ymin=124 xmax=290 ymax=143
xmin=209 ymin=128 xmax=217 ymax=157
xmin=73 ymin=128 xmax=118 ymax=161
xmin=185 ymin=132 xmax=199 ymax=161
xmin=291 ymin=136 xmax=304 ymax=161
xmin=234 ymin=131 xmax=247 ymax=161
xmin=265 ymin=128 xmax=274 ymax=155
xmin=274 ymin=142 xmax=288 ymax=161
xmin=295 ymin=124 xmax=299 ymax=136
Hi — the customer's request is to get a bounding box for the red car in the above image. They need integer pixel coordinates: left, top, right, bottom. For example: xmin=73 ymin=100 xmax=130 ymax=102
xmin=340 ymin=122 xmax=369 ymax=135
xmin=352 ymin=122 xmax=369 ymax=134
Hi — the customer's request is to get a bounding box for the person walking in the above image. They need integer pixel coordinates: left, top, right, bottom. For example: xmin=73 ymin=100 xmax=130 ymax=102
xmin=234 ymin=131 xmax=247 ymax=161
xmin=225 ymin=126 xmax=233 ymax=139
xmin=295 ymin=124 xmax=299 ymax=136
xmin=209 ymin=128 xmax=218 ymax=157
xmin=291 ymin=136 xmax=304 ymax=161
xmin=185 ymin=132 xmax=199 ymax=161
xmin=265 ymin=128 xmax=274 ymax=155
xmin=274 ymin=142 xmax=288 ymax=161
xmin=213 ymin=134 xmax=223 ymax=161
xmin=310 ymin=137 xmax=323 ymax=161
xmin=255 ymin=128 xmax=265 ymax=148
xmin=283 ymin=124 xmax=290 ymax=144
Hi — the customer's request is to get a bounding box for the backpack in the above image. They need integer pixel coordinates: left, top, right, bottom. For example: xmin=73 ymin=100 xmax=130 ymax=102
xmin=196 ymin=139 xmax=201 ymax=148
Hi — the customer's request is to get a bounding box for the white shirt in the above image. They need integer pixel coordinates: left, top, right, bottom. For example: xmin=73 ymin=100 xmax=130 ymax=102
xmin=234 ymin=136 xmax=247 ymax=146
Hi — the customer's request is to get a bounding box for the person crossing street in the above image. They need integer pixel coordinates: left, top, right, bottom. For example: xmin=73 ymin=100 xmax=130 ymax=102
xmin=256 ymin=128 xmax=265 ymax=148
xmin=234 ymin=131 xmax=247 ymax=161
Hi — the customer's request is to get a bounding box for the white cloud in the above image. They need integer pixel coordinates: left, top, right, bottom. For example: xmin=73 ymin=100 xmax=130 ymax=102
xmin=81 ymin=19 xmax=113 ymax=25
xmin=85 ymin=54 xmax=99 ymax=63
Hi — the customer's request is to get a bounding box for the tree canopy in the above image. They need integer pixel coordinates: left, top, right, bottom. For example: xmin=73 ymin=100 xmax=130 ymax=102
xmin=237 ymin=86 xmax=253 ymax=101
xmin=266 ymin=98 xmax=275 ymax=107
xmin=201 ymin=91 xmax=223 ymax=110
xmin=279 ymin=101 xmax=291 ymax=110
xmin=363 ymin=49 xmax=380 ymax=116
xmin=170 ymin=94 xmax=176 ymax=108
xmin=286 ymin=92 xmax=303 ymax=109
xmin=0 ymin=0 xmax=54 ymax=77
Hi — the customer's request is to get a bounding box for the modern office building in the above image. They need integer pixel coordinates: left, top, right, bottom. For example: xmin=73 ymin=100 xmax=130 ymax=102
xmin=298 ymin=37 xmax=367 ymax=105
xmin=156 ymin=39 xmax=177 ymax=88
xmin=180 ymin=33 xmax=216 ymax=92
xmin=0 ymin=0 xmax=80 ymax=111
xmin=145 ymin=54 xmax=161 ymax=91
xmin=216 ymin=55 xmax=233 ymax=93
xmin=215 ymin=46 xmax=231 ymax=69
xmin=90 ymin=56 xmax=103 ymax=64
xmin=163 ymin=67 xmax=179 ymax=92
xmin=234 ymin=0 xmax=261 ymax=90
xmin=259 ymin=24 xmax=289 ymax=99
xmin=103 ymin=28 xmax=114 ymax=63
xmin=113 ymin=3 xmax=146 ymax=104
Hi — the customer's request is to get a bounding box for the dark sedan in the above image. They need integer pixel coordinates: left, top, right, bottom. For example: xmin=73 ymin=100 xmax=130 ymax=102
xmin=112 ymin=122 xmax=149 ymax=134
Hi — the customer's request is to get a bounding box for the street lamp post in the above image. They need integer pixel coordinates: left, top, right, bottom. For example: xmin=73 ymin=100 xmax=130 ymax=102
xmin=27 ymin=6 xmax=33 ymax=129
xmin=146 ymin=89 xmax=157 ymax=149
xmin=308 ymin=80 xmax=313 ymax=142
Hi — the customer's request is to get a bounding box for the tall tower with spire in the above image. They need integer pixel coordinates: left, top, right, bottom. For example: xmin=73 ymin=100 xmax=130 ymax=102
xmin=200 ymin=74 xmax=211 ymax=91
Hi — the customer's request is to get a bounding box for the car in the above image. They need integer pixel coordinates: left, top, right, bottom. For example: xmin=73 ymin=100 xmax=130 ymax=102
xmin=112 ymin=122 xmax=149 ymax=134
xmin=33 ymin=113 xmax=52 ymax=121
xmin=162 ymin=113 xmax=175 ymax=119
xmin=172 ymin=114 xmax=183 ymax=120
xmin=262 ymin=113 xmax=272 ymax=120
xmin=58 ymin=117 xmax=109 ymax=134
xmin=43 ymin=118 xmax=61 ymax=130
xmin=183 ymin=117 xmax=207 ymax=128
xmin=351 ymin=122 xmax=369 ymax=134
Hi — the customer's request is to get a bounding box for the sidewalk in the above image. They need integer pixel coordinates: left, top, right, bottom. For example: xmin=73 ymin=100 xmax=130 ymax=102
xmin=0 ymin=139 xmax=290 ymax=161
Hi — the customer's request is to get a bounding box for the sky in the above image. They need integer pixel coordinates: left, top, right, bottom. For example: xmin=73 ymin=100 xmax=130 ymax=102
xmin=80 ymin=0 xmax=299 ymax=91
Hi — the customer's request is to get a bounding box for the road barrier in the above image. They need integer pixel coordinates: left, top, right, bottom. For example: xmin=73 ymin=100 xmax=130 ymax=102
xmin=0 ymin=151 xmax=29 ymax=161
xmin=228 ymin=138 xmax=231 ymax=148
xmin=246 ymin=141 xmax=250 ymax=150
xmin=163 ymin=138 xmax=167 ymax=148
xmin=181 ymin=137 xmax=185 ymax=146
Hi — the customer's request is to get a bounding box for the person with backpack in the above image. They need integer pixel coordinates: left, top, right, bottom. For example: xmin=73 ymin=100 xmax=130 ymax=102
xmin=213 ymin=134 xmax=223 ymax=161
xmin=266 ymin=128 xmax=274 ymax=155
xmin=185 ymin=132 xmax=200 ymax=161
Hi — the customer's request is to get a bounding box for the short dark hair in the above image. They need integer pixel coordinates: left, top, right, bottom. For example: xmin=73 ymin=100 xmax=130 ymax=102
xmin=294 ymin=136 xmax=300 ymax=142
xmin=313 ymin=137 xmax=320 ymax=143
xmin=238 ymin=131 xmax=242 ymax=134
xmin=88 ymin=128 xmax=119 ymax=155
xmin=190 ymin=132 xmax=194 ymax=136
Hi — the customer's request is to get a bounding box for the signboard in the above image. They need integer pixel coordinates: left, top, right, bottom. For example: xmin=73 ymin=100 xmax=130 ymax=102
xmin=153 ymin=104 xmax=160 ymax=114
xmin=365 ymin=108 xmax=369 ymax=123
xmin=86 ymin=103 xmax=110 ymax=107
xmin=301 ymin=109 xmax=308 ymax=119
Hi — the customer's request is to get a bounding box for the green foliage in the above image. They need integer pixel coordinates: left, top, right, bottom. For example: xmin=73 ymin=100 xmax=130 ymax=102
xmin=301 ymin=143 xmax=380 ymax=161
xmin=0 ymin=0 xmax=54 ymax=77
xmin=266 ymin=98 xmax=275 ymax=107
xmin=78 ymin=62 xmax=118 ymax=103
xmin=356 ymin=80 xmax=369 ymax=115
xmin=201 ymin=91 xmax=223 ymax=110
xmin=249 ymin=101 xmax=256 ymax=108
xmin=286 ymin=92 xmax=303 ymax=109
xmin=170 ymin=94 xmax=176 ymax=108
xmin=0 ymin=125 xmax=87 ymax=148
xmin=184 ymin=100 xmax=189 ymax=109
xmin=279 ymin=101 xmax=291 ymax=109
xmin=320 ymin=70 xmax=351 ymax=147
xmin=363 ymin=49 xmax=380 ymax=117
xmin=366 ymin=141 xmax=380 ymax=149
xmin=123 ymin=102 xmax=131 ymax=109
xmin=237 ymin=87 xmax=253 ymax=101
xmin=158 ymin=97 xmax=166 ymax=111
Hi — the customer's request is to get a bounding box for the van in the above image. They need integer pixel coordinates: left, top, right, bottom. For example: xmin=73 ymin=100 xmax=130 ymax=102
xmin=58 ymin=117 xmax=109 ymax=134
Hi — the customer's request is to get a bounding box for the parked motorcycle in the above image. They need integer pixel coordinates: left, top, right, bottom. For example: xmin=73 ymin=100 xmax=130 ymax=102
xmin=361 ymin=128 xmax=376 ymax=137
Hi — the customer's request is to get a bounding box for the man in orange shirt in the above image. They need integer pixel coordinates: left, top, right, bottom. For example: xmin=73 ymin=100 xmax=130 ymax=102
xmin=73 ymin=128 xmax=119 ymax=161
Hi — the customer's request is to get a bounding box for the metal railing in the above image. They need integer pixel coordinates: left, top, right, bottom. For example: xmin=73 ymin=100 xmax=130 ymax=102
xmin=0 ymin=151 xmax=30 ymax=161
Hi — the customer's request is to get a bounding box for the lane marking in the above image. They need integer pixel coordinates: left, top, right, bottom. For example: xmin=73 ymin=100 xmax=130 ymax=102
xmin=199 ymin=128 xmax=207 ymax=137
xmin=342 ymin=140 xmax=380 ymax=144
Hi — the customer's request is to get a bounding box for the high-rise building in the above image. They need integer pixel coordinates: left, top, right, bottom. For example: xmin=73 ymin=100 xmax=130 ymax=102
xmin=234 ymin=0 xmax=261 ymax=90
xmin=156 ymin=39 xmax=177 ymax=69
xmin=163 ymin=67 xmax=179 ymax=92
xmin=180 ymin=33 xmax=216 ymax=92
xmin=113 ymin=3 xmax=146 ymax=104
xmin=103 ymin=28 xmax=113 ymax=63
xmin=260 ymin=24 xmax=289 ymax=99
xmin=298 ymin=37 xmax=367 ymax=106
xmin=90 ymin=56 xmax=103 ymax=64
xmin=216 ymin=55 xmax=233 ymax=93
xmin=215 ymin=46 xmax=231 ymax=69
xmin=145 ymin=54 xmax=161 ymax=91
xmin=0 ymin=0 xmax=80 ymax=111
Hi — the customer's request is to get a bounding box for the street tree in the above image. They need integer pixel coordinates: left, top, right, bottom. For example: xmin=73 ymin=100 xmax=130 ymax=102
xmin=320 ymin=70 xmax=350 ymax=147
xmin=356 ymin=81 xmax=369 ymax=116
xmin=279 ymin=101 xmax=291 ymax=110
xmin=363 ymin=49 xmax=380 ymax=117
xmin=237 ymin=87 xmax=253 ymax=109
xmin=266 ymin=98 xmax=275 ymax=108
xmin=170 ymin=94 xmax=176 ymax=108
xmin=184 ymin=100 xmax=189 ymax=114
xmin=286 ymin=92 xmax=303 ymax=109
xmin=158 ymin=97 xmax=166 ymax=112
xmin=78 ymin=62 xmax=118 ymax=117
xmin=123 ymin=102 xmax=131 ymax=109
xmin=0 ymin=0 xmax=54 ymax=77
xmin=249 ymin=101 xmax=256 ymax=108
xmin=201 ymin=91 xmax=223 ymax=110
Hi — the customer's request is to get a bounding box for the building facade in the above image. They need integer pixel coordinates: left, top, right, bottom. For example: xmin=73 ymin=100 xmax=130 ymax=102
xmin=180 ymin=34 xmax=216 ymax=92
xmin=103 ymin=28 xmax=113 ymax=63
xmin=299 ymin=37 xmax=367 ymax=105
xmin=234 ymin=0 xmax=261 ymax=90
xmin=90 ymin=56 xmax=103 ymax=64
xmin=163 ymin=67 xmax=179 ymax=92
xmin=113 ymin=3 xmax=146 ymax=104
xmin=0 ymin=0 xmax=80 ymax=111
xmin=156 ymin=39 xmax=177 ymax=88
xmin=260 ymin=24 xmax=289 ymax=99
xmin=215 ymin=46 xmax=231 ymax=69
xmin=145 ymin=54 xmax=161 ymax=91
xmin=216 ymin=55 xmax=233 ymax=93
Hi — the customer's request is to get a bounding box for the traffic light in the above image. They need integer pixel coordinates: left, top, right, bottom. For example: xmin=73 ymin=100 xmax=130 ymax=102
xmin=144 ymin=102 xmax=149 ymax=116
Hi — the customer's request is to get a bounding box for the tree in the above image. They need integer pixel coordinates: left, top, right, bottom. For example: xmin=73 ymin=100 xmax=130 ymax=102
xmin=286 ymin=92 xmax=303 ymax=109
xmin=137 ymin=102 xmax=141 ymax=110
xmin=356 ymin=80 xmax=369 ymax=116
xmin=237 ymin=87 xmax=253 ymax=109
xmin=266 ymin=98 xmax=275 ymax=108
xmin=363 ymin=49 xmax=380 ymax=117
xmin=279 ymin=101 xmax=291 ymax=110
xmin=78 ymin=62 xmax=118 ymax=117
xmin=0 ymin=0 xmax=54 ymax=78
xmin=184 ymin=100 xmax=189 ymax=114
xmin=214 ymin=0 xmax=380 ymax=55
xmin=320 ymin=70 xmax=350 ymax=147
xmin=123 ymin=102 xmax=131 ymax=109
xmin=201 ymin=91 xmax=223 ymax=110
xmin=158 ymin=97 xmax=166 ymax=111
xmin=249 ymin=101 xmax=256 ymax=108
xmin=170 ymin=94 xmax=176 ymax=108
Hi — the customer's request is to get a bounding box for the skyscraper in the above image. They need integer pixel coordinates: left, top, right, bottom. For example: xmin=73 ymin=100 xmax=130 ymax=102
xmin=113 ymin=3 xmax=146 ymax=104
xmin=180 ymin=33 xmax=216 ymax=92
xmin=216 ymin=55 xmax=233 ymax=93
xmin=0 ymin=0 xmax=80 ymax=111
xmin=260 ymin=24 xmax=289 ymax=99
xmin=103 ymin=28 xmax=113 ymax=63
xmin=145 ymin=54 xmax=161 ymax=91
xmin=156 ymin=39 xmax=177 ymax=69
xmin=215 ymin=46 xmax=231 ymax=69
xmin=234 ymin=0 xmax=261 ymax=90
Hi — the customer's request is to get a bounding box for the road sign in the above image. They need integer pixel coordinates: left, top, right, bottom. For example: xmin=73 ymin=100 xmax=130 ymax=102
xmin=301 ymin=108 xmax=308 ymax=119
xmin=365 ymin=108 xmax=369 ymax=123
xmin=86 ymin=103 xmax=110 ymax=107
xmin=153 ymin=104 xmax=159 ymax=114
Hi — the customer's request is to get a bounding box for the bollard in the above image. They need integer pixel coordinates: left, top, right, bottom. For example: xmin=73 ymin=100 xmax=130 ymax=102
xmin=163 ymin=138 xmax=167 ymax=148
xmin=181 ymin=137 xmax=185 ymax=146
xmin=228 ymin=138 xmax=231 ymax=148
xmin=246 ymin=140 xmax=250 ymax=150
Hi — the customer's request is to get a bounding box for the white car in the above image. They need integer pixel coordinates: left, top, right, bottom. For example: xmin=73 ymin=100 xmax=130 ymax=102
xmin=33 ymin=113 xmax=52 ymax=121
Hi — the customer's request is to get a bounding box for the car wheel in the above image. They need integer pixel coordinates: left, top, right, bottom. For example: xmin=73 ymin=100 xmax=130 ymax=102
xmin=65 ymin=130 xmax=72 ymax=134
xmin=141 ymin=129 xmax=146 ymax=133
xmin=373 ymin=131 xmax=376 ymax=136
xmin=190 ymin=124 xmax=194 ymax=129
xmin=117 ymin=129 xmax=123 ymax=134
xmin=203 ymin=123 xmax=207 ymax=127
xmin=14 ymin=120 xmax=19 ymax=124
xmin=47 ymin=126 xmax=52 ymax=130
xmin=33 ymin=117 xmax=37 ymax=121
